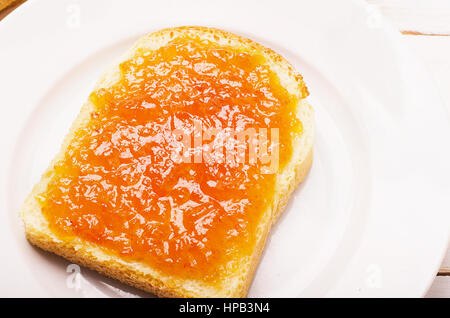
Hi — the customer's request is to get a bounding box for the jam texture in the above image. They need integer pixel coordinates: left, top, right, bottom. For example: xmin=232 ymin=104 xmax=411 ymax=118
xmin=40 ymin=34 xmax=303 ymax=282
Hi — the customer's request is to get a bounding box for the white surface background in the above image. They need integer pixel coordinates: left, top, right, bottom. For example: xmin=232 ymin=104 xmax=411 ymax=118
xmin=0 ymin=0 xmax=449 ymax=297
xmin=368 ymin=0 xmax=450 ymax=298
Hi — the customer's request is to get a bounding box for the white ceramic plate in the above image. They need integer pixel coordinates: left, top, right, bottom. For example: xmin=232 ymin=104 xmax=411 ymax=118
xmin=0 ymin=0 xmax=449 ymax=297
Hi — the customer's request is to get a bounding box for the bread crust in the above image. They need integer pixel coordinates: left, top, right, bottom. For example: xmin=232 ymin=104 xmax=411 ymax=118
xmin=21 ymin=26 xmax=314 ymax=298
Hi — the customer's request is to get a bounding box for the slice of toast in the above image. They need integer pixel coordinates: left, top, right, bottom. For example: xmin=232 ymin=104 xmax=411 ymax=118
xmin=21 ymin=26 xmax=314 ymax=298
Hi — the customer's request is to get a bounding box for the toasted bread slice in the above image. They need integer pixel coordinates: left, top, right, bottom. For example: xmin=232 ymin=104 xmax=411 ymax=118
xmin=21 ymin=26 xmax=313 ymax=297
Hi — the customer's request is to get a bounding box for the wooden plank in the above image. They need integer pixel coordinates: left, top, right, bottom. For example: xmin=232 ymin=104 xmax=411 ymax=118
xmin=425 ymin=276 xmax=450 ymax=297
xmin=0 ymin=0 xmax=17 ymax=11
xmin=367 ymin=0 xmax=450 ymax=35
xmin=0 ymin=0 xmax=24 ymax=20
xmin=439 ymin=248 xmax=450 ymax=274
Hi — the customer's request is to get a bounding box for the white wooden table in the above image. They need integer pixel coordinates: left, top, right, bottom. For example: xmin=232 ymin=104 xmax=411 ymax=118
xmin=367 ymin=0 xmax=450 ymax=298
xmin=1 ymin=0 xmax=449 ymax=297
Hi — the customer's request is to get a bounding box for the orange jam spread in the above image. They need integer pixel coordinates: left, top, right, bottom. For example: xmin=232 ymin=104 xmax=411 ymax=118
xmin=40 ymin=35 xmax=305 ymax=282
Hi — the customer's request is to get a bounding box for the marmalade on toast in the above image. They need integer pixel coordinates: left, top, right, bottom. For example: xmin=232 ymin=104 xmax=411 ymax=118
xmin=39 ymin=35 xmax=306 ymax=282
